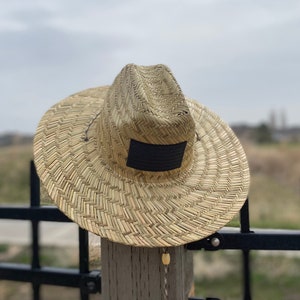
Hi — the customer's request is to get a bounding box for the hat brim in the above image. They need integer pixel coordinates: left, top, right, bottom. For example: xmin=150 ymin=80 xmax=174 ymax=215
xmin=34 ymin=86 xmax=250 ymax=247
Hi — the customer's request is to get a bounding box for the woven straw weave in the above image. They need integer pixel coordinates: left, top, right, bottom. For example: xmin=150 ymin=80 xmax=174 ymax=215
xmin=34 ymin=64 xmax=250 ymax=247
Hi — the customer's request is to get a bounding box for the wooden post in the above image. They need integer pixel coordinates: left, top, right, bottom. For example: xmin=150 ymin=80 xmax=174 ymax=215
xmin=101 ymin=238 xmax=194 ymax=300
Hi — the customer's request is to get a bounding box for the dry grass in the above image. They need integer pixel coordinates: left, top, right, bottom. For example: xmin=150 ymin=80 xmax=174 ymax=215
xmin=193 ymin=250 xmax=300 ymax=300
xmin=242 ymin=142 xmax=300 ymax=229
xmin=0 ymin=144 xmax=33 ymax=203
xmin=245 ymin=142 xmax=300 ymax=190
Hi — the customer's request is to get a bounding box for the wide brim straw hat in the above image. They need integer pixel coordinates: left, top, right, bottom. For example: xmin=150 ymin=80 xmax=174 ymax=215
xmin=34 ymin=64 xmax=250 ymax=248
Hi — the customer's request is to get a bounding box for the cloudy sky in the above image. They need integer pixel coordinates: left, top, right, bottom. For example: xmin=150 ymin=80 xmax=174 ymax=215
xmin=1 ymin=0 xmax=300 ymax=134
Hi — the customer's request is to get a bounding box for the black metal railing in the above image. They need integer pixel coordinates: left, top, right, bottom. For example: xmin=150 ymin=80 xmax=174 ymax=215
xmin=0 ymin=161 xmax=101 ymax=300
xmin=1 ymin=161 xmax=300 ymax=300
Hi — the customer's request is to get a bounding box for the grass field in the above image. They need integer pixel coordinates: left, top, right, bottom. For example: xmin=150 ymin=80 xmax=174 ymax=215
xmin=194 ymin=251 xmax=300 ymax=300
xmin=245 ymin=142 xmax=300 ymax=229
xmin=1 ymin=141 xmax=300 ymax=299
xmin=0 ymin=144 xmax=33 ymax=204
xmin=1 ymin=141 xmax=300 ymax=229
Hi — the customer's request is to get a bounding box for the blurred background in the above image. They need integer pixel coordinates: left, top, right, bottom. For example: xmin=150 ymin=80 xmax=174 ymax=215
xmin=1 ymin=1 xmax=300 ymax=299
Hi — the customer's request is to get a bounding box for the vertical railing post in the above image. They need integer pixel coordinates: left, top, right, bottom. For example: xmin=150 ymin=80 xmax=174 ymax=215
xmin=30 ymin=160 xmax=40 ymax=207
xmin=79 ymin=227 xmax=90 ymax=300
xmin=240 ymin=198 xmax=252 ymax=300
xmin=30 ymin=160 xmax=41 ymax=300
xmin=79 ymin=228 xmax=89 ymax=275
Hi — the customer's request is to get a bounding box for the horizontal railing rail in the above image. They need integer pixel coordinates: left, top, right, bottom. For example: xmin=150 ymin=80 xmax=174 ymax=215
xmin=0 ymin=206 xmax=70 ymax=222
xmin=186 ymin=228 xmax=300 ymax=251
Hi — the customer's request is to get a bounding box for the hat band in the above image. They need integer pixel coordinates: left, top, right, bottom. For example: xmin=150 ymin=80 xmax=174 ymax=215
xmin=126 ymin=139 xmax=187 ymax=172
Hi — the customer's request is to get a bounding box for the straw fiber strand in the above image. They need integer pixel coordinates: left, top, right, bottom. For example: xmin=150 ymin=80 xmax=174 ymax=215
xmin=34 ymin=64 xmax=250 ymax=247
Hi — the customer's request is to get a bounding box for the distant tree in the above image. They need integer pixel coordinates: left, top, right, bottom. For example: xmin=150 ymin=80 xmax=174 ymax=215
xmin=253 ymin=123 xmax=273 ymax=144
xmin=269 ymin=110 xmax=276 ymax=130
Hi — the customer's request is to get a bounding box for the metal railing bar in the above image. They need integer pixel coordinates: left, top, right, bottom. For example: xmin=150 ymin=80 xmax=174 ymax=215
xmin=30 ymin=161 xmax=40 ymax=207
xmin=240 ymin=199 xmax=251 ymax=234
xmin=186 ymin=228 xmax=300 ymax=251
xmin=31 ymin=220 xmax=41 ymax=300
xmin=0 ymin=263 xmax=99 ymax=288
xmin=240 ymin=199 xmax=252 ymax=300
xmin=0 ymin=264 xmax=101 ymax=296
xmin=0 ymin=263 xmax=82 ymax=286
xmin=79 ymin=228 xmax=89 ymax=274
xmin=0 ymin=206 xmax=71 ymax=222
xmin=79 ymin=227 xmax=90 ymax=300
xmin=30 ymin=161 xmax=42 ymax=300
xmin=242 ymin=250 xmax=251 ymax=300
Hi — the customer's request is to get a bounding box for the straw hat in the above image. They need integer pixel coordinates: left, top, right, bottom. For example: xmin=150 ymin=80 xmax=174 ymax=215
xmin=34 ymin=64 xmax=250 ymax=247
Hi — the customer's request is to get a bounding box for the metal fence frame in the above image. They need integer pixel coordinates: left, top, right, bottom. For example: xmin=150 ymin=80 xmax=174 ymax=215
xmin=0 ymin=161 xmax=101 ymax=300
xmin=0 ymin=161 xmax=300 ymax=300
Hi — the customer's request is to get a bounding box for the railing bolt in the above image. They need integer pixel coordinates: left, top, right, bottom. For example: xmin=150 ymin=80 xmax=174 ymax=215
xmin=211 ymin=237 xmax=220 ymax=247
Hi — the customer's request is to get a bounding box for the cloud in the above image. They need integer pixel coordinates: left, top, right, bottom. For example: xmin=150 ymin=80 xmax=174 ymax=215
xmin=1 ymin=0 xmax=300 ymax=132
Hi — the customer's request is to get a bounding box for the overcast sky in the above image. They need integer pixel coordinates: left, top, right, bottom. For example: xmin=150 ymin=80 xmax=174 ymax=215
xmin=1 ymin=0 xmax=300 ymax=134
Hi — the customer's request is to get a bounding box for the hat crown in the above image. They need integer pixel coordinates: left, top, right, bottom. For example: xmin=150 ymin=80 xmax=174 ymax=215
xmin=97 ymin=64 xmax=196 ymax=179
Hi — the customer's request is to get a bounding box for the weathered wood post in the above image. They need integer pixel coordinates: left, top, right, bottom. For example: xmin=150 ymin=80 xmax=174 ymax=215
xmin=101 ymin=239 xmax=194 ymax=300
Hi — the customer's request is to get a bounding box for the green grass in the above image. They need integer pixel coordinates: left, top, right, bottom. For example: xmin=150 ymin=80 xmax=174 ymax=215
xmin=0 ymin=244 xmax=9 ymax=253
xmin=5 ymin=245 xmax=79 ymax=268
xmin=193 ymin=251 xmax=242 ymax=300
xmin=251 ymin=254 xmax=300 ymax=300
xmin=249 ymin=173 xmax=300 ymax=229
xmin=194 ymin=251 xmax=300 ymax=300
xmin=0 ymin=144 xmax=33 ymax=204
xmin=242 ymin=142 xmax=300 ymax=229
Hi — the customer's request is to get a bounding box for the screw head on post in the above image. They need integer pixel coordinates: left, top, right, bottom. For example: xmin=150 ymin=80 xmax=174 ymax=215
xmin=210 ymin=237 xmax=220 ymax=248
